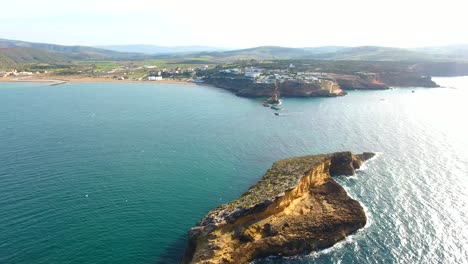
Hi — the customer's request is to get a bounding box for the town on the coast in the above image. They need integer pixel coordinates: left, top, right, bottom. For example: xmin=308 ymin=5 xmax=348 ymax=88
xmin=1 ymin=58 xmax=443 ymax=100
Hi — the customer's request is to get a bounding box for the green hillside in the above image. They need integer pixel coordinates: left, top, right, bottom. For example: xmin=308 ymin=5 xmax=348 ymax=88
xmin=204 ymin=46 xmax=312 ymax=60
xmin=0 ymin=47 xmax=67 ymax=63
xmin=2 ymin=38 xmax=468 ymax=69
xmin=412 ymin=45 xmax=468 ymax=61
xmin=306 ymin=46 xmax=442 ymax=61
xmin=0 ymin=51 xmax=17 ymax=68
xmin=0 ymin=38 xmax=146 ymax=65
xmin=164 ymin=45 xmax=466 ymax=62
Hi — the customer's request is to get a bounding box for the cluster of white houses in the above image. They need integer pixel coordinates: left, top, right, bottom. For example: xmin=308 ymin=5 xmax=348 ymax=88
xmin=100 ymin=64 xmax=212 ymax=81
xmin=217 ymin=66 xmax=330 ymax=84
xmin=146 ymin=65 xmax=210 ymax=81
xmin=1 ymin=70 xmax=37 ymax=78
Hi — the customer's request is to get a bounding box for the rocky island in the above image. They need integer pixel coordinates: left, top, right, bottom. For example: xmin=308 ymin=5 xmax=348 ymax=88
xmin=182 ymin=151 xmax=375 ymax=264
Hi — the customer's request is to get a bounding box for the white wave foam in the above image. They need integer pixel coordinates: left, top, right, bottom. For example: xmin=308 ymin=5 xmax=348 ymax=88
xmin=255 ymin=185 xmax=373 ymax=263
xmin=298 ymin=223 xmax=368 ymax=260
xmin=299 ymin=158 xmax=378 ymax=260
xmin=356 ymin=151 xmax=383 ymax=171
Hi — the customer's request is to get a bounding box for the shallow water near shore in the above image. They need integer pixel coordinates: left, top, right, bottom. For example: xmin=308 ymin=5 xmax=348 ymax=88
xmin=1 ymin=78 xmax=467 ymax=264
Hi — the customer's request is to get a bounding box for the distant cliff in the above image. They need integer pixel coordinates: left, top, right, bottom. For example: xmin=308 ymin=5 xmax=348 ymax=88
xmin=203 ymin=77 xmax=346 ymax=98
xmin=376 ymin=72 xmax=438 ymax=87
xmin=332 ymin=73 xmax=390 ymax=90
xmin=412 ymin=62 xmax=468 ymax=77
xmin=330 ymin=72 xmax=438 ymax=90
xmin=182 ymin=151 xmax=375 ymax=264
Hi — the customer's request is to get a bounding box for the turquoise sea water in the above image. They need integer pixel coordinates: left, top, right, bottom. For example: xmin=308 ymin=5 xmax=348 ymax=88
xmin=0 ymin=78 xmax=467 ymax=264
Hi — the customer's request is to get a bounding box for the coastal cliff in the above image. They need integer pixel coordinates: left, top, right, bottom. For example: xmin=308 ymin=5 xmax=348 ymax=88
xmin=203 ymin=71 xmax=438 ymax=99
xmin=330 ymin=72 xmax=438 ymax=90
xmin=375 ymin=72 xmax=438 ymax=87
xmin=182 ymin=151 xmax=375 ymax=264
xmin=328 ymin=73 xmax=390 ymax=90
xmin=204 ymin=77 xmax=345 ymax=98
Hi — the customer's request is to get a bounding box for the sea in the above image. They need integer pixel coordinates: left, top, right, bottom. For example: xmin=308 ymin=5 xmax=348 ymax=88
xmin=0 ymin=77 xmax=467 ymax=264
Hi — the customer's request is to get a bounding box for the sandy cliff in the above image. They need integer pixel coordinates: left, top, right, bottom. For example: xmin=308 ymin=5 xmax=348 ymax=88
xmin=182 ymin=151 xmax=375 ymax=264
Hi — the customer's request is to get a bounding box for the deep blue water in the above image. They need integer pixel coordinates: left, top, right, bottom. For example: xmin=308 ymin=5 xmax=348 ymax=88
xmin=0 ymin=78 xmax=467 ymax=264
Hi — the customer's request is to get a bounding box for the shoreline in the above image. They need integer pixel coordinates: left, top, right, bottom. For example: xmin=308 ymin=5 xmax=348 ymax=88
xmin=0 ymin=76 xmax=194 ymax=85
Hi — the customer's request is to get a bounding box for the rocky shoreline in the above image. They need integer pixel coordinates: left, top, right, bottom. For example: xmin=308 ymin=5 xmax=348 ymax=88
xmin=203 ymin=72 xmax=438 ymax=99
xmin=203 ymin=77 xmax=346 ymax=98
xmin=182 ymin=151 xmax=375 ymax=264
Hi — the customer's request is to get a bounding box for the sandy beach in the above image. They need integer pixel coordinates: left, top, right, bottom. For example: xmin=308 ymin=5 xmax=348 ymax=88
xmin=0 ymin=76 xmax=195 ymax=85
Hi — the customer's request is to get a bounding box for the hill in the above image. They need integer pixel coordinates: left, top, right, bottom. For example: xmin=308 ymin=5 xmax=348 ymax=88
xmin=94 ymin=44 xmax=229 ymax=54
xmin=412 ymin=44 xmax=468 ymax=61
xmin=0 ymin=38 xmax=146 ymax=66
xmin=0 ymin=47 xmax=68 ymax=64
xmin=303 ymin=46 xmax=348 ymax=54
xmin=305 ymin=46 xmax=442 ymax=61
xmin=164 ymin=45 xmax=468 ymax=62
xmin=194 ymin=46 xmax=313 ymax=60
xmin=2 ymin=38 xmax=468 ymax=68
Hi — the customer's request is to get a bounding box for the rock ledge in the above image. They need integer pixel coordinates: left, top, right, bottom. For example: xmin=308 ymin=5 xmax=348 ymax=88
xmin=182 ymin=151 xmax=375 ymax=264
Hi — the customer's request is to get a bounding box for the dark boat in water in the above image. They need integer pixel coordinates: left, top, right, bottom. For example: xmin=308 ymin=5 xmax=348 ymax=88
xmin=271 ymin=105 xmax=282 ymax=111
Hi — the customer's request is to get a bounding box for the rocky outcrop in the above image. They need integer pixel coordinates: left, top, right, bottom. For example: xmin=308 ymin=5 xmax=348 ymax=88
xmin=327 ymin=72 xmax=438 ymax=89
xmin=204 ymin=77 xmax=345 ymax=98
xmin=331 ymin=73 xmax=390 ymax=90
xmin=335 ymin=77 xmax=390 ymax=90
xmin=182 ymin=151 xmax=375 ymax=264
xmin=375 ymin=72 xmax=438 ymax=87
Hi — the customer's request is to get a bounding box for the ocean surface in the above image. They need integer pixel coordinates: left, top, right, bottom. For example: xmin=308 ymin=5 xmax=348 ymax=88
xmin=0 ymin=78 xmax=467 ymax=264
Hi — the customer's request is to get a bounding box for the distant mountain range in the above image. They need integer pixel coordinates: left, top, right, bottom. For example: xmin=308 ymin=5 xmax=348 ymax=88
xmin=94 ymin=44 xmax=230 ymax=54
xmin=163 ymin=45 xmax=468 ymax=62
xmin=1 ymin=38 xmax=468 ymax=68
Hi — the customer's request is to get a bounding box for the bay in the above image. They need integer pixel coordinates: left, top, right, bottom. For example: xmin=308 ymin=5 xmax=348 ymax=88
xmin=0 ymin=78 xmax=467 ymax=263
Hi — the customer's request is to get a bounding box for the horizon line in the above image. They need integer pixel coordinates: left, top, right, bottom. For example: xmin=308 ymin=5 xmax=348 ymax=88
xmin=2 ymin=37 xmax=468 ymax=50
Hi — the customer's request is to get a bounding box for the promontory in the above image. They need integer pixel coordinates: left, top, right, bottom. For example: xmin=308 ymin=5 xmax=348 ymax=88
xmin=182 ymin=151 xmax=375 ymax=264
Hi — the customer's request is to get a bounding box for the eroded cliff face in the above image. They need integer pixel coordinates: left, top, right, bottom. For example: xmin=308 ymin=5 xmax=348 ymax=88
xmin=375 ymin=72 xmax=438 ymax=87
xmin=204 ymin=77 xmax=345 ymax=98
xmin=329 ymin=72 xmax=438 ymax=90
xmin=182 ymin=152 xmax=375 ymax=264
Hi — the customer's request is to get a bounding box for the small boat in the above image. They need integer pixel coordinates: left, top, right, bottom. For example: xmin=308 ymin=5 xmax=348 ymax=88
xmin=50 ymin=81 xmax=67 ymax=86
xmin=271 ymin=105 xmax=282 ymax=111
xmin=274 ymin=112 xmax=280 ymax=116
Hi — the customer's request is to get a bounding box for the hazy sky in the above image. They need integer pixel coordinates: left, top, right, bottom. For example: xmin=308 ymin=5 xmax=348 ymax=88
xmin=0 ymin=0 xmax=466 ymax=48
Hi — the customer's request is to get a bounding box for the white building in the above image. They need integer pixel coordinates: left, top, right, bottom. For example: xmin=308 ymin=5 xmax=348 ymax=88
xmin=245 ymin=72 xmax=262 ymax=78
xmin=17 ymin=71 xmax=34 ymax=76
xmin=148 ymin=76 xmax=163 ymax=81
xmin=193 ymin=77 xmax=205 ymax=83
xmin=219 ymin=68 xmax=242 ymax=74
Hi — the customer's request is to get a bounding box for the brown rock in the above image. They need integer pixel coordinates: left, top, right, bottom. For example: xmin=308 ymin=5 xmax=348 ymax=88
xmin=182 ymin=152 xmax=375 ymax=264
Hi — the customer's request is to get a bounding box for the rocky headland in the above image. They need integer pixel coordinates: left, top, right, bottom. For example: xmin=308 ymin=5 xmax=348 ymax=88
xmin=203 ymin=71 xmax=438 ymax=99
xmin=330 ymin=72 xmax=438 ymax=90
xmin=203 ymin=77 xmax=346 ymax=98
xmin=182 ymin=151 xmax=375 ymax=264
